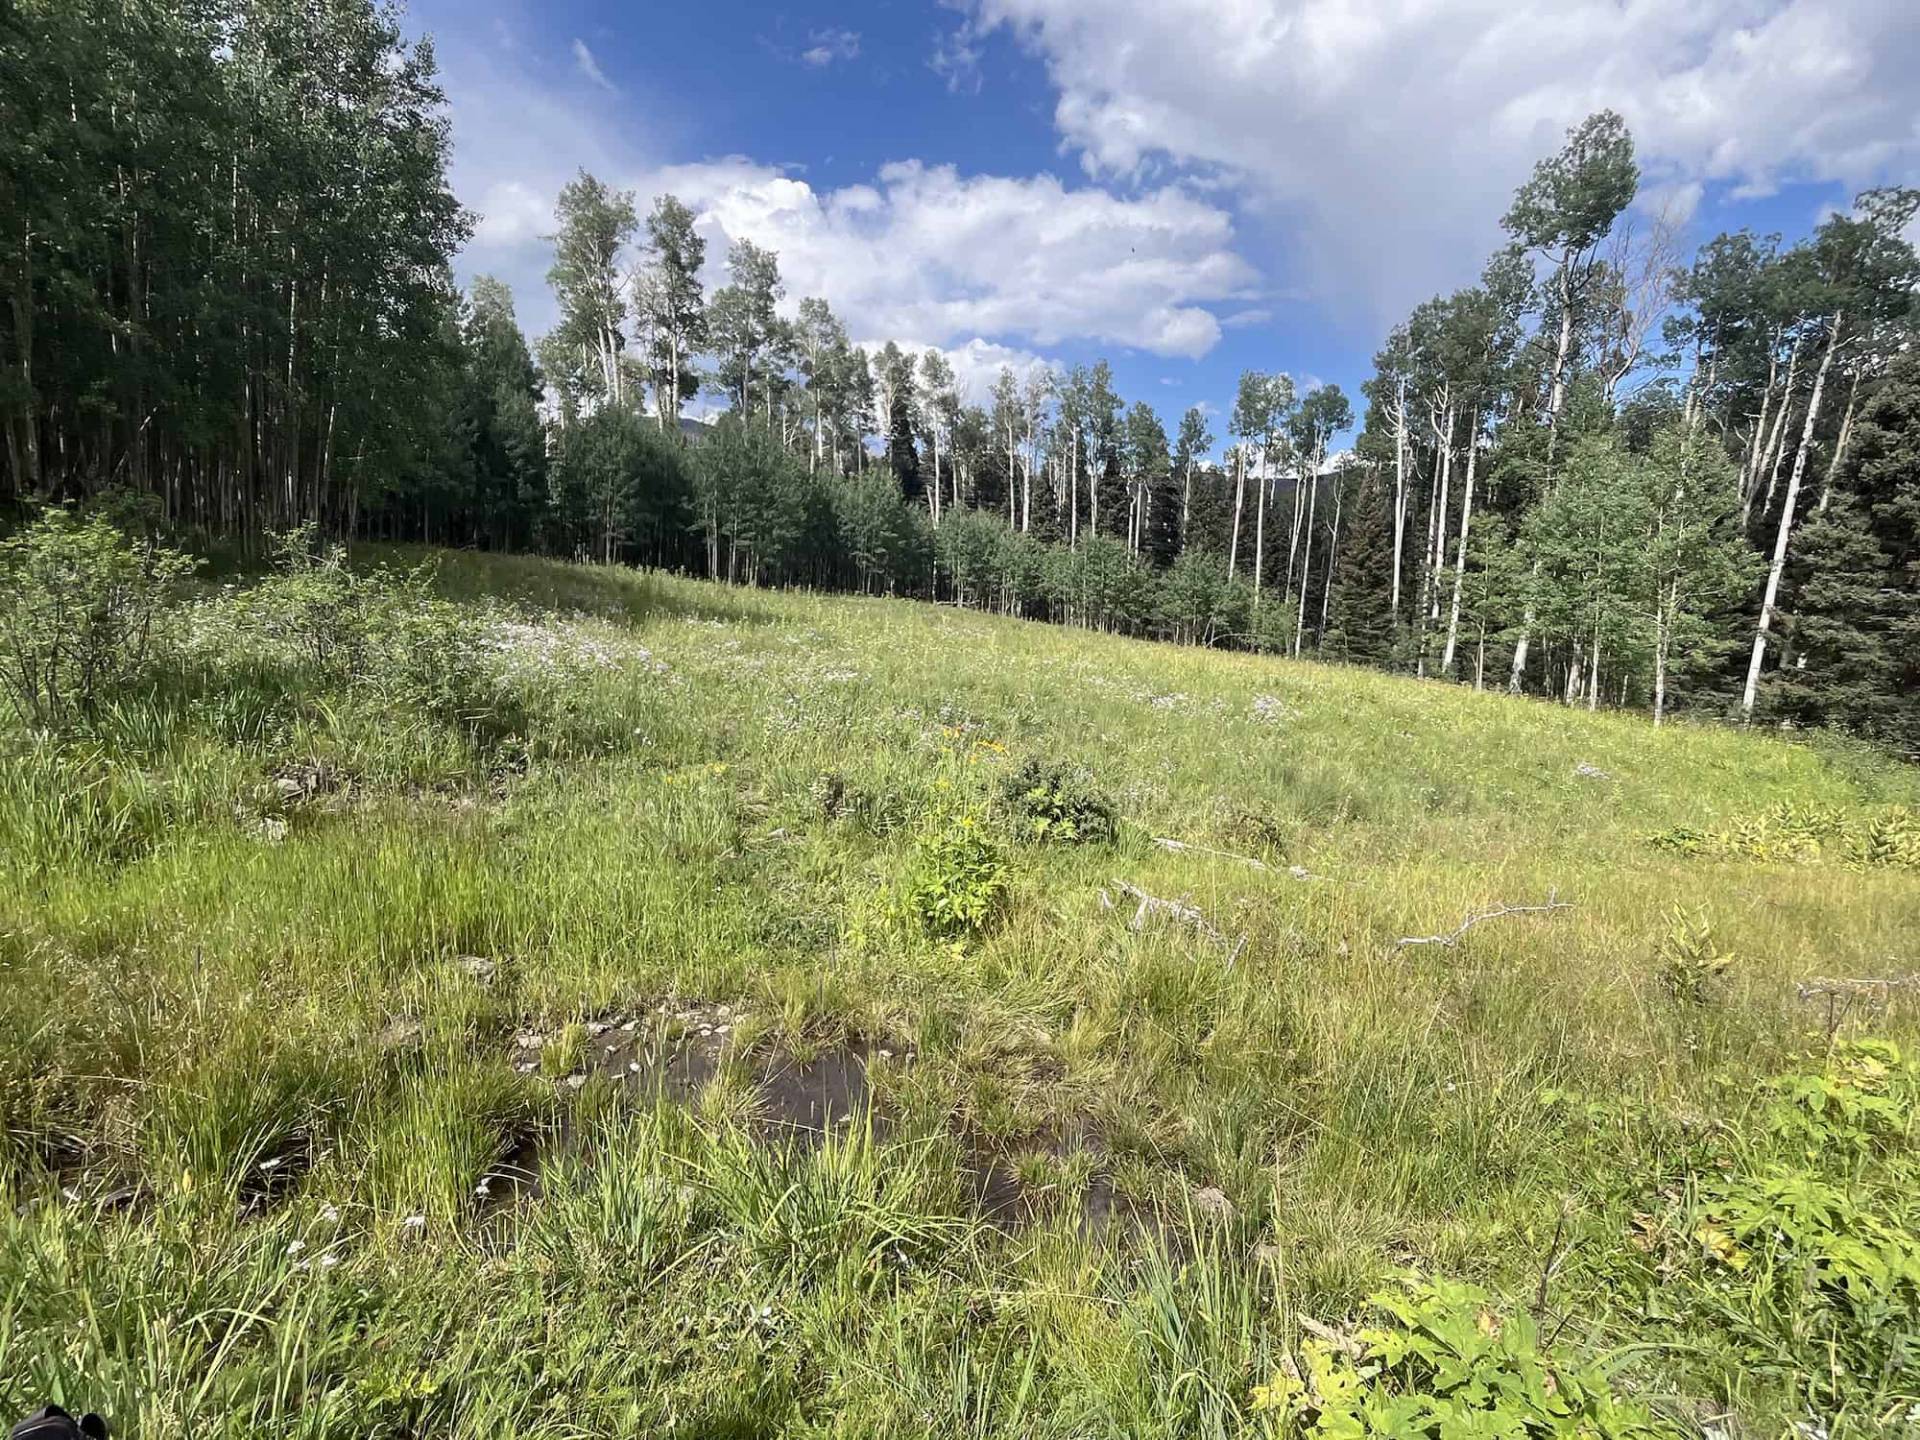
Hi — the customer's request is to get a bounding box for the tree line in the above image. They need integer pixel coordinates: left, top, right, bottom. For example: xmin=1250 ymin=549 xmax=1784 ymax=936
xmin=3 ymin=3 xmax=1915 ymax=752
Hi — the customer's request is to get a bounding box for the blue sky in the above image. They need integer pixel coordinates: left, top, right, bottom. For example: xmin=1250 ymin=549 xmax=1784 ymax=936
xmin=406 ymin=0 xmax=1920 ymax=454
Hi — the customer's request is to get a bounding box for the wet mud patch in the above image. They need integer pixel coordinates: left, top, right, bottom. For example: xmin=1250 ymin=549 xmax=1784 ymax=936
xmin=508 ymin=1002 xmax=900 ymax=1144
xmin=959 ymin=1124 xmax=1134 ymax=1236
xmin=507 ymin=1003 xmax=1136 ymax=1233
xmin=237 ymin=1127 xmax=321 ymax=1214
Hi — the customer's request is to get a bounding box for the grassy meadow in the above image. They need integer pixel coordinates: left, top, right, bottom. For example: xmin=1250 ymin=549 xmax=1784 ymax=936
xmin=2 ymin=540 xmax=1918 ymax=1437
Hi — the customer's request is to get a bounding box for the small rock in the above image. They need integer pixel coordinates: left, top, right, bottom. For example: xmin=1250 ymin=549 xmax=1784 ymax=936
xmin=457 ymin=955 xmax=496 ymax=983
xmin=564 ymin=1073 xmax=588 ymax=1091
xmin=376 ymin=1018 xmax=422 ymax=1050
xmin=586 ymin=1021 xmax=610 ymax=1037
xmin=1288 ymin=865 xmax=1312 ymax=881
xmin=513 ymin=1061 xmax=537 ymax=1074
xmin=261 ymin=817 xmax=289 ymax=845
xmin=1193 ymin=1185 xmax=1235 ymax=1220
xmin=1574 ymin=761 xmax=1611 ymax=781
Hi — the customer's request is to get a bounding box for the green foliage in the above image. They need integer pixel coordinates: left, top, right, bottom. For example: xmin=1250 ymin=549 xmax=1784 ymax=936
xmin=237 ymin=526 xmax=490 ymax=726
xmin=901 ymin=809 xmax=1009 ymax=940
xmin=1650 ymin=1042 xmax=1920 ymax=1422
xmin=1649 ymin=801 xmax=1918 ymax=870
xmin=1002 ymin=755 xmax=1118 ymax=845
xmin=1653 ymin=905 xmax=1736 ymax=1005
xmin=2 ymin=545 xmax=1918 ymax=1436
xmin=1250 ymin=1277 xmax=1668 ymax=1437
xmin=0 ymin=509 xmax=198 ymax=729
xmin=4 ymin=0 xmax=467 ymax=525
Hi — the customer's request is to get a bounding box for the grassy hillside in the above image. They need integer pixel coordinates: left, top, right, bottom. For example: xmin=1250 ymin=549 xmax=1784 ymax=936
xmin=2 ymin=542 xmax=1917 ymax=1437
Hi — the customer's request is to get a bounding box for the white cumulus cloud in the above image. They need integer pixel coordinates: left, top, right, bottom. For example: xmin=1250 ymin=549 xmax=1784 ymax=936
xmin=964 ymin=0 xmax=1920 ymax=324
xmin=644 ymin=156 xmax=1260 ymax=362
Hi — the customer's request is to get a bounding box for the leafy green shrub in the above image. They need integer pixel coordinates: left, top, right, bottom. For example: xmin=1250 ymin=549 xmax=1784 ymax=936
xmin=1250 ymin=1276 xmax=1667 ymax=1436
xmin=1649 ymin=802 xmax=1916 ymax=870
xmin=1002 ymin=756 xmax=1117 ymax=845
xmin=1653 ymin=905 xmax=1735 ymax=1005
xmin=1659 ymin=1042 xmax=1920 ymax=1420
xmin=901 ymin=811 xmax=1008 ymax=939
xmin=1858 ymin=808 xmax=1920 ymax=870
xmin=237 ymin=526 xmax=491 ymax=725
xmin=0 ymin=509 xmax=198 ymax=729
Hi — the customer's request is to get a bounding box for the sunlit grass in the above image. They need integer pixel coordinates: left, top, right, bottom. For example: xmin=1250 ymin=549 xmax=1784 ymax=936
xmin=0 ymin=547 xmax=1914 ymax=1434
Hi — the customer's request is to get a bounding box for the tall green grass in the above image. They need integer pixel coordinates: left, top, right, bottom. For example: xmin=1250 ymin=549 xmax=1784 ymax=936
xmin=0 ymin=547 xmax=1915 ymax=1435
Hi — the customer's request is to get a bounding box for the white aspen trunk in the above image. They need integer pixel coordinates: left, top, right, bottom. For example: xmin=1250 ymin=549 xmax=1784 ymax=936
xmin=1742 ymin=310 xmax=1842 ymax=721
xmin=1319 ymin=471 xmax=1343 ymax=639
xmin=1253 ymin=448 xmax=1269 ymax=601
xmin=1293 ymin=461 xmax=1319 ymax=656
xmin=1752 ymin=336 xmax=1802 ymax=526
xmin=1739 ymin=334 xmax=1779 ymax=508
xmin=1068 ymin=430 xmax=1079 ymax=549
xmin=1227 ymin=447 xmax=1245 ymax=577
xmin=1587 ymin=627 xmax=1601 ymax=711
xmin=1439 ymin=411 xmax=1479 ymax=676
xmin=1507 ymin=580 xmax=1538 ymax=695
xmin=1415 ymin=453 xmax=1441 ymax=678
xmin=1546 ymin=258 xmax=1575 ymax=441
xmin=1390 ymin=384 xmax=1408 ymax=617
xmin=931 ymin=431 xmax=942 ymax=523
xmin=1652 ymin=582 xmax=1672 ymax=727
xmin=1284 ymin=453 xmax=1304 ymax=598
xmin=1180 ymin=457 xmax=1193 ymax=545
xmin=1816 ymin=369 xmax=1861 ymax=515
xmin=1428 ymin=407 xmax=1453 ymax=623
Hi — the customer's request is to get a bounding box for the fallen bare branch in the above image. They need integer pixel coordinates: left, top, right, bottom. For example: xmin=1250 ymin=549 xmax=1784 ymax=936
xmin=1795 ymin=973 xmax=1920 ymax=1003
xmin=1150 ymin=836 xmax=1272 ymax=872
xmin=1795 ymin=972 xmax=1920 ymax=1041
xmin=1105 ymin=879 xmax=1244 ymax=957
xmin=1395 ymin=890 xmax=1574 ymax=950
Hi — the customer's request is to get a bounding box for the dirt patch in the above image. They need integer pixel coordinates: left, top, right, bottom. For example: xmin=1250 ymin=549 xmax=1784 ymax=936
xmin=508 ymin=1003 xmax=1132 ymax=1232
xmin=509 ymin=1002 xmax=898 ymax=1144
xmin=473 ymin=1125 xmax=544 ymax=1220
xmin=958 ymin=1125 xmax=1132 ymax=1236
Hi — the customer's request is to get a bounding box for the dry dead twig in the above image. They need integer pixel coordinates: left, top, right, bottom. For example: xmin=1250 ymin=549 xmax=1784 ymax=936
xmin=1103 ymin=879 xmax=1246 ymax=961
xmin=1149 ymin=836 xmax=1272 ymax=872
xmin=1395 ymin=890 xmax=1575 ymax=950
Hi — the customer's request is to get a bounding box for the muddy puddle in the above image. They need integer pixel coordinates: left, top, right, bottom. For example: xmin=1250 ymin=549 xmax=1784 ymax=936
xmin=506 ymin=1002 xmax=1134 ymax=1234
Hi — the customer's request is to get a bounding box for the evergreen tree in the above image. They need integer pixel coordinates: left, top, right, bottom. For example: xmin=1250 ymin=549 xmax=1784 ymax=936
xmin=1325 ymin=470 xmax=1396 ymax=664
xmin=1767 ymin=352 xmax=1920 ymax=752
